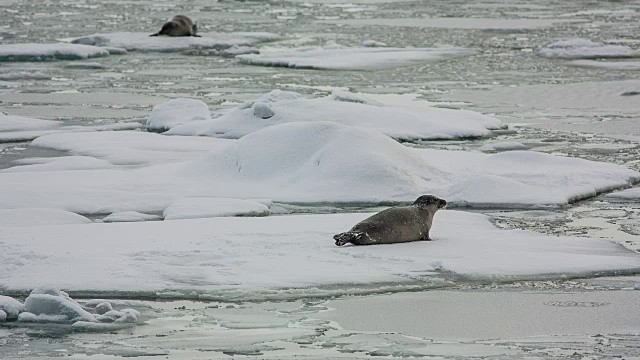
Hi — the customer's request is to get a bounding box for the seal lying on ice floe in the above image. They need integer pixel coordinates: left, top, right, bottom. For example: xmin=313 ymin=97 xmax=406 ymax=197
xmin=334 ymin=195 xmax=447 ymax=246
xmin=150 ymin=15 xmax=200 ymax=37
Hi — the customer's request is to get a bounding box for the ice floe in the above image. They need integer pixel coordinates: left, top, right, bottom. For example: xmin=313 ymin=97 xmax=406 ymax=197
xmin=147 ymin=98 xmax=211 ymax=132
xmin=0 ymin=208 xmax=91 ymax=227
xmin=568 ymin=60 xmax=640 ymax=71
xmin=163 ymin=198 xmax=270 ymax=220
xmin=166 ymin=90 xmax=503 ymax=140
xmin=0 ymin=211 xmax=638 ymax=298
xmin=4 ymin=156 xmax=113 ymax=172
xmin=237 ymin=46 xmax=476 ymax=70
xmin=0 ymin=114 xmax=61 ymax=132
xmin=603 ymin=188 xmax=640 ymax=200
xmin=478 ymin=141 xmax=528 ymax=152
xmin=3 ymin=122 xmax=636 ymax=213
xmin=0 ymin=286 xmax=140 ymax=330
xmin=70 ymin=32 xmax=281 ymax=52
xmin=538 ymin=39 xmax=637 ymax=59
xmin=63 ymin=62 xmax=106 ymax=69
xmin=0 ymin=43 xmax=109 ymax=62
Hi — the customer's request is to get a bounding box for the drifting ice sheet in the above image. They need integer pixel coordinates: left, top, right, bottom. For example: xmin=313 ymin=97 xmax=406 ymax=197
xmin=0 ymin=43 xmax=109 ymax=62
xmin=0 ymin=211 xmax=638 ymax=296
xmin=166 ymin=90 xmax=503 ymax=140
xmin=538 ymin=39 xmax=637 ymax=59
xmin=0 ymin=208 xmax=91 ymax=227
xmin=70 ymin=32 xmax=281 ymax=52
xmin=237 ymin=46 xmax=476 ymax=70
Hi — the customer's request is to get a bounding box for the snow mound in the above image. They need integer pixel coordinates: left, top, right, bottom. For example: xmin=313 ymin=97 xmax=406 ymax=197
xmin=70 ymin=32 xmax=281 ymax=52
xmin=0 ymin=295 xmax=25 ymax=319
xmin=102 ymin=211 xmax=162 ymax=223
xmin=163 ymin=198 xmax=270 ymax=220
xmin=237 ymin=46 xmax=477 ymax=70
xmin=0 ymin=208 xmax=91 ymax=227
xmin=0 ymin=212 xmax=638 ymax=298
xmin=183 ymin=122 xmax=452 ymax=202
xmin=167 ymin=90 xmax=503 ymax=140
xmin=147 ymin=98 xmax=211 ymax=132
xmin=0 ymin=287 xmax=140 ymax=329
xmin=538 ymin=39 xmax=637 ymax=59
xmin=0 ymin=43 xmax=109 ymax=62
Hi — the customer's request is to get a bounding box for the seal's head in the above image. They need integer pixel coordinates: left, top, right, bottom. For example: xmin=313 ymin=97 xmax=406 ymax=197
xmin=412 ymin=195 xmax=447 ymax=210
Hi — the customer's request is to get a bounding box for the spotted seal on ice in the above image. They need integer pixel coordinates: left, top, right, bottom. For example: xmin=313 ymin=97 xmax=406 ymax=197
xmin=333 ymin=195 xmax=447 ymax=246
xmin=150 ymin=15 xmax=200 ymax=37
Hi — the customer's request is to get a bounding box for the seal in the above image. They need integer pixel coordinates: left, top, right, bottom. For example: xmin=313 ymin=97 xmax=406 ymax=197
xmin=150 ymin=15 xmax=200 ymax=37
xmin=334 ymin=195 xmax=447 ymax=246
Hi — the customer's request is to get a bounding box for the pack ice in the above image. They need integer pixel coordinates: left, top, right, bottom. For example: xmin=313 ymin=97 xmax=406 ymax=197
xmin=162 ymin=90 xmax=504 ymax=140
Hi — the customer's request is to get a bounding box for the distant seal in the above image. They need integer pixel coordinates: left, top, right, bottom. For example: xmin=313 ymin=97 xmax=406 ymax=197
xmin=334 ymin=195 xmax=447 ymax=246
xmin=150 ymin=15 xmax=200 ymax=37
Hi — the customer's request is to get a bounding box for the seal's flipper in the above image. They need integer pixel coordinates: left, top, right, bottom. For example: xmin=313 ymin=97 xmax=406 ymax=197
xmin=333 ymin=231 xmax=363 ymax=246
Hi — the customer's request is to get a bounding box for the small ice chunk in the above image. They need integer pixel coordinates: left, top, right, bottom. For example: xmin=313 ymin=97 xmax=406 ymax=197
xmin=0 ymin=295 xmax=25 ymax=319
xmin=330 ymin=90 xmax=383 ymax=106
xmin=221 ymin=45 xmax=259 ymax=57
xmin=479 ymin=142 xmax=528 ymax=152
xmin=95 ymin=302 xmax=113 ymax=315
xmin=0 ymin=310 xmax=6 ymax=322
xmin=24 ymin=293 xmax=96 ymax=323
xmin=18 ymin=312 xmax=68 ymax=323
xmin=253 ymin=102 xmax=275 ymax=119
xmin=363 ymin=40 xmax=387 ymax=47
xmin=30 ymin=286 xmax=61 ymax=296
xmin=147 ymin=98 xmax=211 ymax=131
xmin=104 ymin=47 xmax=127 ymax=55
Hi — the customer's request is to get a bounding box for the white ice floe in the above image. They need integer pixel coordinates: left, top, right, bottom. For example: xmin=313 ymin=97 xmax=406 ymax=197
xmin=237 ymin=46 xmax=476 ymax=70
xmin=5 ymin=156 xmax=113 ymax=172
xmin=568 ymin=60 xmax=640 ymax=71
xmin=478 ymin=142 xmax=528 ymax=152
xmin=31 ymin=131 xmax=233 ymax=165
xmin=101 ymin=211 xmax=162 ymax=223
xmin=603 ymin=187 xmax=640 ymax=200
xmin=0 ymin=114 xmax=61 ymax=132
xmin=0 ymin=211 xmax=638 ymax=297
xmin=0 ymin=208 xmax=90 ymax=227
xmin=221 ymin=45 xmax=259 ymax=57
xmin=0 ymin=43 xmax=109 ymax=62
xmin=0 ymin=295 xmax=25 ymax=320
xmin=3 ymin=122 xmax=638 ymax=213
xmin=1 ymin=286 xmax=140 ymax=329
xmin=147 ymin=98 xmax=211 ymax=132
xmin=166 ymin=90 xmax=503 ymax=140
xmin=163 ymin=198 xmax=270 ymax=220
xmin=538 ymin=39 xmax=637 ymax=59
xmin=70 ymin=32 xmax=281 ymax=52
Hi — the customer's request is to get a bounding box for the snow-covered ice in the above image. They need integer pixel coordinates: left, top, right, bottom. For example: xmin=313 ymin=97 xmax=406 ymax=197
xmin=70 ymin=32 xmax=281 ymax=52
xmin=479 ymin=142 xmax=528 ymax=152
xmin=4 ymin=156 xmax=113 ymax=172
xmin=319 ymin=18 xmax=582 ymax=30
xmin=0 ymin=208 xmax=91 ymax=227
xmin=0 ymin=211 xmax=638 ymax=297
xmin=0 ymin=43 xmax=109 ymax=62
xmin=0 ymin=114 xmax=61 ymax=132
xmin=2 ymin=122 xmax=637 ymax=214
xmin=63 ymin=62 xmax=106 ymax=69
xmin=0 ymin=295 xmax=25 ymax=320
xmin=603 ymin=188 xmax=640 ymax=200
xmin=538 ymin=39 xmax=637 ymax=59
xmin=163 ymin=198 xmax=270 ymax=220
xmin=146 ymin=98 xmax=211 ymax=132
xmin=237 ymin=46 xmax=476 ymax=70
xmin=166 ymin=90 xmax=503 ymax=140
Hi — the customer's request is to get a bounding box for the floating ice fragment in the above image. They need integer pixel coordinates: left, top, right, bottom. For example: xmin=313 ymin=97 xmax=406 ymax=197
xmin=147 ymin=98 xmax=211 ymax=132
xmin=0 ymin=295 xmax=25 ymax=319
xmin=538 ymin=39 xmax=637 ymax=59
xmin=0 ymin=43 xmax=109 ymax=62
xmin=163 ymin=198 xmax=271 ymax=220
xmin=253 ymin=102 xmax=275 ymax=119
xmin=95 ymin=302 xmax=113 ymax=315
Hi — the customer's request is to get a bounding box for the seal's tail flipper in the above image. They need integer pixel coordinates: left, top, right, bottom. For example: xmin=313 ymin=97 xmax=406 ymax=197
xmin=150 ymin=33 xmax=160 ymax=37
xmin=333 ymin=231 xmax=362 ymax=246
